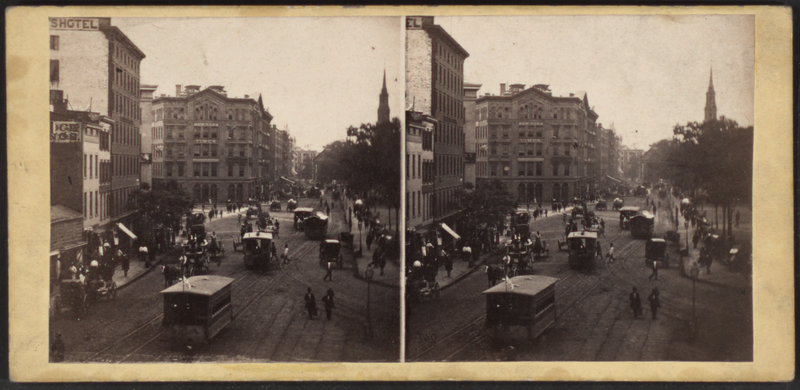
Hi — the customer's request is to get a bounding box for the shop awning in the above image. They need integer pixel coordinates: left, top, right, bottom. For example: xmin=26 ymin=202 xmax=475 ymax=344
xmin=280 ymin=176 xmax=296 ymax=184
xmin=439 ymin=223 xmax=461 ymax=241
xmin=116 ymin=223 xmax=137 ymax=241
xmin=606 ymin=175 xmax=622 ymax=183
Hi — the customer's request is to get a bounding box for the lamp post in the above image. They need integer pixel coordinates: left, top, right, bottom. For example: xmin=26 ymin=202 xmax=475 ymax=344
xmin=364 ymin=267 xmax=374 ymax=339
xmin=357 ymin=220 xmax=363 ymax=258
xmin=685 ymin=218 xmax=690 ymax=252
xmin=690 ymin=262 xmax=700 ymax=338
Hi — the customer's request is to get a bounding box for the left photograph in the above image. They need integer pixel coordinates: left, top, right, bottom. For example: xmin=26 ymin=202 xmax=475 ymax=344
xmin=48 ymin=16 xmax=402 ymax=363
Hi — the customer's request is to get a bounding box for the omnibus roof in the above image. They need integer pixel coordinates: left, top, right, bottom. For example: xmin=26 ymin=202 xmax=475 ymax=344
xmin=567 ymin=231 xmax=598 ymax=239
xmin=482 ymin=275 xmax=559 ymax=296
xmin=632 ymin=212 xmax=654 ymax=220
xmin=620 ymin=206 xmax=640 ymax=212
xmin=648 ymin=238 xmax=666 ymax=243
xmin=294 ymin=207 xmax=314 ymax=213
xmin=160 ymin=275 xmax=234 ymax=296
xmin=243 ymin=231 xmax=273 ymax=240
xmin=324 ymin=239 xmax=340 ymax=245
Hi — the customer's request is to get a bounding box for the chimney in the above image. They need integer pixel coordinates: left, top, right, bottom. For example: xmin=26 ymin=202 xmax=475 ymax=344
xmin=176 ymin=85 xmax=181 ymax=96
xmin=244 ymin=95 xmax=249 ymax=99
xmin=569 ymin=93 xmax=574 ymax=97
xmin=500 ymin=83 xmax=506 ymax=95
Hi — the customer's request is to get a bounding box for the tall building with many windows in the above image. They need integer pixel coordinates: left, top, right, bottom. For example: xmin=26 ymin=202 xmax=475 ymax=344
xmin=49 ymin=17 xmax=145 ymax=240
xmin=474 ymin=83 xmax=600 ymax=204
xmin=150 ymin=85 xmax=271 ymax=204
xmin=406 ymin=16 xmax=469 ymax=236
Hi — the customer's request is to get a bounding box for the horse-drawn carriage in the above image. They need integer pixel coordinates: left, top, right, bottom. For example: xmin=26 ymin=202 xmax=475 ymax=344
xmin=243 ymin=231 xmax=274 ymax=271
xmin=293 ymin=207 xmax=315 ymax=230
xmin=630 ymin=212 xmax=655 ymax=239
xmin=595 ymin=199 xmax=608 ymax=211
xmin=287 ymin=199 xmax=298 ymax=212
xmin=269 ymin=200 xmax=282 ymax=212
xmin=406 ymin=267 xmax=441 ymax=304
xmin=567 ymin=230 xmax=598 ymax=270
xmin=54 ymin=279 xmax=88 ymax=317
xmin=319 ymin=239 xmax=344 ymax=269
xmin=303 ymin=213 xmax=329 ymax=240
xmin=612 ymin=198 xmax=624 ymax=211
xmin=619 ymin=206 xmax=640 ymax=230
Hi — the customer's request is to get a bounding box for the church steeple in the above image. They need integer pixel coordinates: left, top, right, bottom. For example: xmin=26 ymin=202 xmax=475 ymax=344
xmin=378 ymin=69 xmax=390 ymax=124
xmin=704 ymin=67 xmax=717 ymax=123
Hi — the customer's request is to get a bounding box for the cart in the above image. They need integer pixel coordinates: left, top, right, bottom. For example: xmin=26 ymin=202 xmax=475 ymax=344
xmin=54 ymin=279 xmax=88 ymax=317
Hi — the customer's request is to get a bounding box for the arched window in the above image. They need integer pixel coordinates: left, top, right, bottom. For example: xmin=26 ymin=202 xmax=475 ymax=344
xmin=561 ymin=183 xmax=570 ymax=203
xmin=535 ymin=183 xmax=543 ymax=203
xmin=228 ymin=109 xmax=234 ymax=120
xmin=552 ymin=183 xmax=561 ymax=202
xmin=527 ymin=183 xmax=536 ymax=202
xmin=210 ymin=184 xmax=218 ymax=204
xmin=236 ymin=184 xmax=244 ymax=203
xmin=202 ymin=184 xmax=210 ymax=203
xmin=518 ymin=183 xmax=526 ymax=201
xmin=195 ymin=107 xmax=201 ymax=119
xmin=227 ymin=184 xmax=236 ymax=202
xmin=193 ymin=184 xmax=201 ymax=203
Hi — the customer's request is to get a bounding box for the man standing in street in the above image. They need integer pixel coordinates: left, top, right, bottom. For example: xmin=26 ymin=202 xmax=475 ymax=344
xmin=607 ymin=243 xmax=615 ymax=263
xmin=50 ymin=332 xmax=65 ymax=362
xmin=444 ymin=253 xmax=453 ymax=278
xmin=282 ymin=244 xmax=290 ymax=264
xmin=648 ymin=288 xmax=661 ymax=320
xmin=735 ymin=210 xmax=741 ymax=228
xmin=321 ymin=288 xmax=335 ymax=320
xmin=649 ymin=259 xmax=659 ymax=281
xmin=630 ymin=286 xmax=642 ymax=319
xmin=323 ymin=259 xmax=333 ymax=281
xmin=304 ymin=287 xmax=317 ymax=319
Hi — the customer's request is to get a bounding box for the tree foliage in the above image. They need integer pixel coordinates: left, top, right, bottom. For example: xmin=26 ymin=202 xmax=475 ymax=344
xmin=667 ymin=117 xmax=753 ymax=208
xmin=316 ymin=118 xmax=401 ymax=208
xmin=129 ymin=180 xmax=194 ymax=233
xmin=459 ymin=179 xmax=518 ymax=228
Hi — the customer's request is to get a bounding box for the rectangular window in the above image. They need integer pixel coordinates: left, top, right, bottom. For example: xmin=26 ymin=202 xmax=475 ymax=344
xmin=228 ymin=164 xmax=234 ymax=177
xmin=177 ymin=164 xmax=184 ymax=177
xmin=50 ymin=35 xmax=59 ymax=50
xmin=202 ymin=144 xmax=209 ymax=157
xmin=553 ymin=144 xmax=559 ymax=156
xmin=194 ymin=145 xmax=201 ymax=156
xmin=239 ymin=165 xmax=245 ymax=177
xmin=211 ymin=163 xmax=218 ymax=177
xmin=527 ymin=162 xmax=534 ymax=176
xmin=553 ymin=163 xmax=558 ymax=176
xmin=203 ymin=127 xmax=209 ymax=139
xmin=84 ymin=193 xmax=87 ymax=219
xmin=564 ymin=164 xmax=570 ymax=176
xmin=228 ymin=147 xmax=234 ymax=157
xmin=518 ymin=163 xmax=524 ymax=177
xmin=95 ymin=191 xmax=98 ymax=217
xmin=166 ymin=163 xmax=173 ymax=177
xmin=194 ymin=163 xmax=200 ymax=177
xmin=50 ymin=60 xmax=59 ymax=82
xmin=202 ymin=163 xmax=209 ymax=177
xmin=239 ymin=147 xmax=245 ymax=157
xmin=211 ymin=129 xmax=218 ymax=139
xmin=211 ymin=145 xmax=218 ymax=157
xmin=194 ymin=127 xmax=201 ymax=138
xmin=518 ymin=145 xmax=525 ymax=156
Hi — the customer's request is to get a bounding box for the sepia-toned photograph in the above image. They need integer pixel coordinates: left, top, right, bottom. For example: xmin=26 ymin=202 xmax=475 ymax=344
xmin=404 ymin=15 xmax=756 ymax=362
xmin=47 ymin=16 xmax=402 ymax=363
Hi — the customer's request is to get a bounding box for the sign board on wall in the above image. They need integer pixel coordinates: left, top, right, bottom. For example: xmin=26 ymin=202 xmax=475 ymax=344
xmin=49 ymin=18 xmax=101 ymax=31
xmin=51 ymin=122 xmax=81 ymax=143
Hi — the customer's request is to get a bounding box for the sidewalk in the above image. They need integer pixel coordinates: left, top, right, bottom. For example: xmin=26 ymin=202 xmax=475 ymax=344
xmin=678 ymin=231 xmax=751 ymax=291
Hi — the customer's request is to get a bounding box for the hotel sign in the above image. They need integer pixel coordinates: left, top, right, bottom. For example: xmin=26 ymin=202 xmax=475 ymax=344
xmin=49 ymin=18 xmax=100 ymax=31
xmin=406 ymin=17 xmax=425 ymax=30
xmin=519 ymin=121 xmax=544 ymax=126
xmin=51 ymin=122 xmax=81 ymax=143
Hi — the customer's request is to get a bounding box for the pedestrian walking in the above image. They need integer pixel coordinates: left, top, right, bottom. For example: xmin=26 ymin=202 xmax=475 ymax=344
xmin=326 ymin=204 xmax=330 ymax=216
xmin=282 ymin=244 xmax=290 ymax=264
xmin=649 ymin=259 xmax=659 ymax=281
xmin=630 ymin=286 xmax=643 ymax=319
xmin=321 ymin=288 xmax=335 ymax=320
xmin=323 ymin=260 xmax=333 ymax=281
xmin=274 ymin=221 xmax=280 ymax=238
xmin=545 ymin=209 xmax=548 ymax=217
xmin=304 ymin=287 xmax=317 ymax=319
xmin=607 ymin=243 xmax=615 ymax=263
xmin=50 ymin=332 xmax=65 ymax=362
xmin=735 ymin=210 xmax=740 ymax=228
xmin=596 ymin=242 xmax=602 ymax=259
xmin=692 ymin=230 xmax=700 ymax=249
xmin=366 ymin=232 xmax=374 ymax=250
xmin=444 ymin=254 xmax=453 ymax=277
xmin=648 ymin=288 xmax=661 ymax=320
xmin=462 ymin=243 xmax=472 ymax=263
xmin=121 ymin=252 xmax=130 ymax=277
xmin=270 ymin=242 xmax=277 ymax=262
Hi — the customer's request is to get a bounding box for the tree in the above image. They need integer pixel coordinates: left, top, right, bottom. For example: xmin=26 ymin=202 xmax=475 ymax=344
xmin=459 ymin=180 xmax=518 ymax=232
xmin=666 ymin=117 xmax=753 ymax=239
xmin=129 ymin=180 xmax=194 ymax=243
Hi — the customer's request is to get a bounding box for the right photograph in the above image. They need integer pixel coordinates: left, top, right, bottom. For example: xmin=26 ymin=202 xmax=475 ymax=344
xmin=404 ymin=15 xmax=754 ymax=362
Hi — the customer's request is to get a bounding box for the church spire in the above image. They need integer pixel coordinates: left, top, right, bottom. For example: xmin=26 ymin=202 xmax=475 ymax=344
xmin=378 ymin=69 xmax=390 ymax=124
xmin=704 ymin=67 xmax=717 ymax=123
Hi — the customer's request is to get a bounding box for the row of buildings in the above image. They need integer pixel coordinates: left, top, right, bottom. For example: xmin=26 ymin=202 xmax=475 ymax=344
xmin=405 ymin=16 xmax=627 ymax=241
xmin=49 ymin=18 xmax=297 ymax=282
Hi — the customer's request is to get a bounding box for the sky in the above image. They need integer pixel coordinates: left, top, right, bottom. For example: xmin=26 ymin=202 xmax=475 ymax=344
xmin=436 ymin=15 xmax=754 ymax=150
xmin=113 ymin=17 xmax=402 ymax=151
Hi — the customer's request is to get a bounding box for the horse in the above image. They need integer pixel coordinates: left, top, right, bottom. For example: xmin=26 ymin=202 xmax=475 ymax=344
xmin=161 ymin=264 xmax=182 ymax=288
xmin=486 ymin=265 xmax=504 ymax=287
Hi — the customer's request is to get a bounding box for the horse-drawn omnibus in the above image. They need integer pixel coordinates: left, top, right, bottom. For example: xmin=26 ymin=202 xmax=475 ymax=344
xmin=567 ymin=231 xmax=598 ymax=270
xmin=293 ymin=207 xmax=315 ymax=230
xmin=160 ymin=275 xmax=234 ymax=346
xmin=242 ymin=231 xmax=273 ymax=270
xmin=483 ymin=275 xmax=558 ymax=342
xmin=303 ymin=213 xmax=329 ymax=240
xmin=619 ymin=206 xmax=640 ymax=229
xmin=630 ymin=212 xmax=655 ymax=239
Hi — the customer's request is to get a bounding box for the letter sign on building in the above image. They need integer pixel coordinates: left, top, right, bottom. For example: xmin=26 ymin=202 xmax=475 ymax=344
xmin=51 ymin=122 xmax=81 ymax=143
xmin=406 ymin=17 xmax=424 ymax=30
xmin=49 ymin=18 xmax=100 ymax=31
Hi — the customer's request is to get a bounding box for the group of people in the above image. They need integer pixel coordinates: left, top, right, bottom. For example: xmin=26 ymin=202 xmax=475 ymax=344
xmin=629 ymin=286 xmax=661 ymax=320
xmin=304 ymin=286 xmax=336 ymax=320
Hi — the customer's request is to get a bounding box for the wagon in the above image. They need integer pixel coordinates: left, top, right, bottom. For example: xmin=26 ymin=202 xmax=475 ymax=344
xmin=645 ymin=238 xmax=670 ymax=268
xmin=319 ymin=239 xmax=344 ymax=269
xmin=54 ymin=279 xmax=88 ymax=317
xmin=269 ymin=200 xmax=282 ymax=212
xmin=484 ymin=275 xmax=559 ymax=342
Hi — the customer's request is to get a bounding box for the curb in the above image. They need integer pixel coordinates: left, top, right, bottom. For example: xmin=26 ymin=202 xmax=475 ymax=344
xmin=351 ymin=266 xmax=399 ymax=289
xmin=116 ymin=259 xmax=161 ymax=291
xmin=439 ymin=262 xmax=484 ymax=292
xmin=677 ymin=269 xmax=749 ymax=291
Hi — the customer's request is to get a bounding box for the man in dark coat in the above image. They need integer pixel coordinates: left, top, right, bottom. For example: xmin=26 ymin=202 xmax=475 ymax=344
xmin=50 ymin=332 xmax=65 ymax=362
xmin=321 ymin=288 xmax=335 ymax=320
xmin=648 ymin=288 xmax=661 ymax=319
xmin=323 ymin=259 xmax=334 ymax=281
xmin=629 ymin=286 xmax=643 ymax=319
xmin=304 ymin=287 xmax=316 ymax=319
